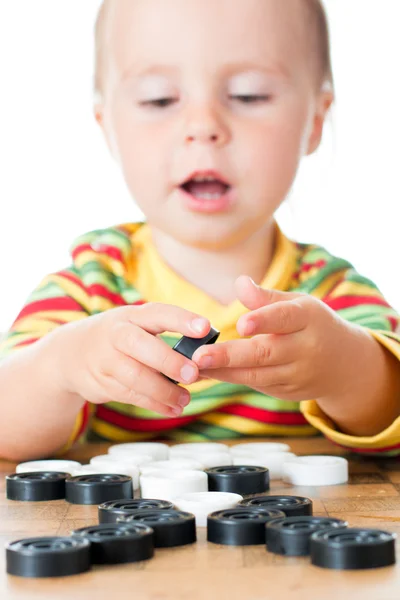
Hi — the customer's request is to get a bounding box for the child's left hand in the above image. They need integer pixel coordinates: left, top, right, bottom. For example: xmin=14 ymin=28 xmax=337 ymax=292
xmin=192 ymin=275 xmax=369 ymax=403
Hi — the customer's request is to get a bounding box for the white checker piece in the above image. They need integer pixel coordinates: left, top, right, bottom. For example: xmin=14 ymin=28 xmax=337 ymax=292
xmin=174 ymin=492 xmax=243 ymax=527
xmin=140 ymin=470 xmax=208 ymax=501
xmin=282 ymin=455 xmax=349 ymax=486
xmin=16 ymin=460 xmax=81 ymax=475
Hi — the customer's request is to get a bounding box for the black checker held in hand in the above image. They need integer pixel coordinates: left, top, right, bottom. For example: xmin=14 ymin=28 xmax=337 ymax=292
xmin=206 ymin=465 xmax=270 ymax=495
xmin=6 ymin=536 xmax=91 ymax=578
xmin=266 ymin=516 xmax=348 ymax=556
xmin=310 ymin=527 xmax=397 ymax=570
xmin=117 ymin=510 xmax=196 ymax=547
xmin=167 ymin=326 xmax=220 ymax=383
xmin=98 ymin=499 xmax=175 ymax=523
xmin=207 ymin=507 xmax=286 ymax=546
xmin=240 ymin=495 xmax=313 ymax=516
xmin=6 ymin=472 xmax=68 ymax=502
xmin=72 ymin=523 xmax=154 ymax=564
xmin=66 ymin=474 xmax=133 ymax=505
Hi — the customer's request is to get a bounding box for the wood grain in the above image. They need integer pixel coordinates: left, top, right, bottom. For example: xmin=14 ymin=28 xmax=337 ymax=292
xmin=1 ymin=437 xmax=399 ymax=600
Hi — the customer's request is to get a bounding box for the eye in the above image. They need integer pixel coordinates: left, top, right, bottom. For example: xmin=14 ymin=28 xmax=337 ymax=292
xmin=140 ymin=98 xmax=176 ymax=108
xmin=230 ymin=94 xmax=271 ymax=104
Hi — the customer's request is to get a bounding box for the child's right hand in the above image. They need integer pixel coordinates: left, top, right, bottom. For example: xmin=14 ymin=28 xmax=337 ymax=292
xmin=50 ymin=304 xmax=211 ymax=418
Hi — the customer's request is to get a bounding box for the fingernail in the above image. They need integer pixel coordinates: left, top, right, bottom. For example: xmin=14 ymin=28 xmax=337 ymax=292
xmin=178 ymin=392 xmax=190 ymax=408
xmin=171 ymin=406 xmax=183 ymax=416
xmin=180 ymin=364 xmax=197 ymax=383
xmin=198 ymin=355 xmax=213 ymax=369
xmin=191 ymin=318 xmax=208 ymax=334
xmin=244 ymin=319 xmax=256 ymax=335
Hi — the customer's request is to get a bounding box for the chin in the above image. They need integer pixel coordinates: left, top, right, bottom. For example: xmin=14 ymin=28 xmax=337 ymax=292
xmin=169 ymin=217 xmax=264 ymax=252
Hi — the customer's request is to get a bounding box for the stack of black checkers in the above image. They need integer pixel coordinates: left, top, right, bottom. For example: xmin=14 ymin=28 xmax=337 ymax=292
xmin=5 ymin=494 xmax=200 ymax=577
xmin=99 ymin=499 xmax=197 ymax=548
xmin=6 ymin=522 xmax=155 ymax=578
xmin=206 ymin=494 xmax=397 ymax=570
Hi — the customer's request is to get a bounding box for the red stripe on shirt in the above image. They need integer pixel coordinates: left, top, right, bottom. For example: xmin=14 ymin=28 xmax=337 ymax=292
xmin=95 ymin=405 xmax=196 ymax=432
xmin=87 ymin=284 xmax=126 ymax=306
xmin=58 ymin=270 xmax=89 ymax=293
xmin=15 ymin=297 xmax=86 ymax=321
xmin=72 ymin=243 xmax=125 ymax=264
xmin=219 ymin=403 xmax=308 ymax=426
xmin=324 ymin=295 xmax=390 ymax=311
xmin=93 ymin=244 xmax=125 ymax=263
xmin=14 ymin=337 xmax=40 ymax=348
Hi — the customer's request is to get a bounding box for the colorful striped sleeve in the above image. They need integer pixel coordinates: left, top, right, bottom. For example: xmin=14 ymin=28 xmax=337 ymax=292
xmin=300 ymin=266 xmax=400 ymax=457
xmin=0 ymin=267 xmax=94 ymax=450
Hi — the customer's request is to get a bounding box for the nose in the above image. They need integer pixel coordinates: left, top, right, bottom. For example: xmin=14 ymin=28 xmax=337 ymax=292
xmin=183 ymin=104 xmax=230 ymax=147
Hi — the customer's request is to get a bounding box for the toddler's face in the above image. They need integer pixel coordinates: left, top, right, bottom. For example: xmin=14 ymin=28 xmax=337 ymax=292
xmin=98 ymin=0 xmax=330 ymax=250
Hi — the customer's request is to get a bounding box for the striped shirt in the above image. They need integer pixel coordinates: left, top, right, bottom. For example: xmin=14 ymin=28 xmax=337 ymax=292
xmin=1 ymin=222 xmax=399 ymax=456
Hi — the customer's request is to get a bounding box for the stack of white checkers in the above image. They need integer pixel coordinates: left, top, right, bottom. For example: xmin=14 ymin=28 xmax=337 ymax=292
xmin=15 ymin=442 xmax=349 ymax=527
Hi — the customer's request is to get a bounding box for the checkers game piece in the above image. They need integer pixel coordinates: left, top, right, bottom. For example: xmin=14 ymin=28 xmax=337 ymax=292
xmin=170 ymin=443 xmax=229 ymax=456
xmin=140 ymin=458 xmax=204 ymax=474
xmin=140 ymin=470 xmax=208 ymax=501
xmin=240 ymin=495 xmax=313 ymax=516
xmin=310 ymin=528 xmax=397 ymax=570
xmin=231 ymin=443 xmax=291 ymax=455
xmin=266 ymin=516 xmax=348 ymax=556
xmin=16 ymin=460 xmax=81 ymax=476
xmin=167 ymin=327 xmax=220 ymax=383
xmin=206 ymin=465 xmax=269 ymax=495
xmin=231 ymin=452 xmax=297 ymax=480
xmin=72 ymin=523 xmax=154 ymax=564
xmin=173 ymin=492 xmax=243 ymax=527
xmin=207 ymin=507 xmax=285 ymax=546
xmin=65 ymin=474 xmax=133 ymax=505
xmin=118 ymin=510 xmax=196 ymax=548
xmin=98 ymin=499 xmax=175 ymax=523
xmin=282 ymin=455 xmax=348 ymax=486
xmin=108 ymin=442 xmax=169 ymax=461
xmin=6 ymin=472 xmax=68 ymax=502
xmin=6 ymin=536 xmax=91 ymax=578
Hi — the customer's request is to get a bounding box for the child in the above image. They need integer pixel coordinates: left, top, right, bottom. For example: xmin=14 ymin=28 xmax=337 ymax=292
xmin=0 ymin=0 xmax=399 ymax=462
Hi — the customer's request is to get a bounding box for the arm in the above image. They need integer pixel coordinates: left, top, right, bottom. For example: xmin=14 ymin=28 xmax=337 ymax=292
xmin=0 ymin=269 xmax=92 ymax=461
xmin=0 ymin=332 xmax=86 ymax=462
xmin=314 ymin=325 xmax=400 ymax=437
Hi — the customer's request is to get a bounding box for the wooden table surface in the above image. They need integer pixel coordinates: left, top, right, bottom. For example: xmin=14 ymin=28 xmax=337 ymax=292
xmin=1 ymin=437 xmax=400 ymax=600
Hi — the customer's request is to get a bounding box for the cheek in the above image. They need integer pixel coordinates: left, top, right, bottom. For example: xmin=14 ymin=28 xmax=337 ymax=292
xmin=108 ymin=101 xmax=170 ymax=195
xmin=238 ymin=102 xmax=310 ymax=189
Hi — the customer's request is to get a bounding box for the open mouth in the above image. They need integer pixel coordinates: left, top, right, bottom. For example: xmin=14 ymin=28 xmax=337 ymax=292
xmin=180 ymin=175 xmax=231 ymax=200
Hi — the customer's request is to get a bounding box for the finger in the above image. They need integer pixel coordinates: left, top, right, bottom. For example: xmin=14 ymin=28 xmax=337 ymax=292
xmin=108 ymin=379 xmax=186 ymax=418
xmin=118 ymin=303 xmax=210 ymax=338
xmin=237 ymin=300 xmax=308 ymax=336
xmin=192 ymin=334 xmax=297 ymax=370
xmin=102 ymin=353 xmax=191 ymax=413
xmin=200 ymin=364 xmax=293 ymax=388
xmin=111 ymin=323 xmax=199 ymax=385
xmin=235 ymin=275 xmax=302 ymax=311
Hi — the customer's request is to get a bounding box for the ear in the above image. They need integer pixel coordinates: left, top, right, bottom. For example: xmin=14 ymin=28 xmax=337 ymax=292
xmin=306 ymin=88 xmax=334 ymax=155
xmin=94 ymin=93 xmax=105 ymax=130
xmin=93 ymin=96 xmax=116 ymax=158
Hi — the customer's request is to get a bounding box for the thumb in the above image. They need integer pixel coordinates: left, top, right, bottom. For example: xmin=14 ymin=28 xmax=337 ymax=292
xmin=235 ymin=275 xmax=299 ymax=311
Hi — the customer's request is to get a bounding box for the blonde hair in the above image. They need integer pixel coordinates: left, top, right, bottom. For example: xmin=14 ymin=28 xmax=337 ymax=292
xmin=94 ymin=0 xmax=333 ymax=97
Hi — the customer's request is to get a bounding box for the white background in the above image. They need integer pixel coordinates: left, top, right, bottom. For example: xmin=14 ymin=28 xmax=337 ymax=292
xmin=0 ymin=1 xmax=399 ymax=330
